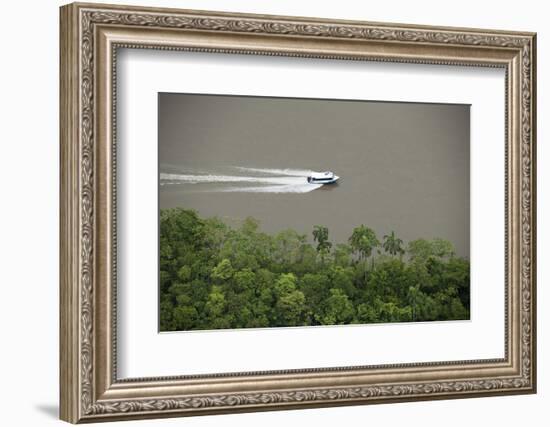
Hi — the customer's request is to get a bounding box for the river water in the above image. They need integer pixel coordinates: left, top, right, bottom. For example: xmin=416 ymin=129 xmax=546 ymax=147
xmin=159 ymin=93 xmax=470 ymax=257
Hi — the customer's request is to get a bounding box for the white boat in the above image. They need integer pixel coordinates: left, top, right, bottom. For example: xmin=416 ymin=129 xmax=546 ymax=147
xmin=307 ymin=171 xmax=339 ymax=184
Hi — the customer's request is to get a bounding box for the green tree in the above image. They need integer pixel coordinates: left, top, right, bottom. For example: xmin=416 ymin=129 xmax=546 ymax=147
xmin=173 ymin=305 xmax=199 ymax=330
xmin=369 ymin=258 xmax=410 ymax=301
xmin=382 ymin=231 xmax=405 ymax=258
xmin=205 ymin=286 xmax=225 ymax=318
xmin=320 ymin=288 xmax=355 ymax=325
xmin=204 ymin=286 xmax=233 ymax=329
xmin=232 ymin=268 xmax=256 ymax=293
xmin=432 ymin=238 xmax=455 ymax=259
xmin=159 ymin=299 xmax=175 ymax=330
xmin=408 ymin=238 xmax=455 ymax=264
xmin=273 ymin=229 xmax=308 ymax=271
xmin=241 ymin=216 xmax=260 ymax=234
xmin=276 ymin=290 xmax=307 ymax=326
xmin=329 ymin=265 xmax=355 ymax=298
xmin=299 ymin=273 xmax=331 ymax=324
xmin=356 ymin=302 xmax=377 ymax=323
xmin=349 ymin=225 xmax=380 ymax=267
xmin=211 ymin=259 xmax=234 ymax=281
xmin=312 ymin=225 xmax=332 ymax=264
xmin=159 ymin=208 xmax=470 ymax=331
xmin=273 ymin=273 xmax=306 ymax=326
xmin=333 ymin=243 xmax=353 ymax=267
xmin=202 ymin=216 xmax=229 ymax=253
xmin=177 ymin=265 xmax=192 ymax=282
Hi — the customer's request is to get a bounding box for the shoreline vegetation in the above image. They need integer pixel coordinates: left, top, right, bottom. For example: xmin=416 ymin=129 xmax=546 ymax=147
xmin=160 ymin=208 xmax=470 ymax=332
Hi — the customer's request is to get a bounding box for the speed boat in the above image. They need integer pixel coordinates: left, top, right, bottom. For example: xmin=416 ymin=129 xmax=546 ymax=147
xmin=307 ymin=171 xmax=339 ymax=184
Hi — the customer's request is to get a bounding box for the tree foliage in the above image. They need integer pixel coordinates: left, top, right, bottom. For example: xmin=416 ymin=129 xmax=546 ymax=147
xmin=383 ymin=230 xmax=405 ymax=257
xmin=159 ymin=208 xmax=470 ymax=331
xmin=349 ymin=225 xmax=380 ymax=263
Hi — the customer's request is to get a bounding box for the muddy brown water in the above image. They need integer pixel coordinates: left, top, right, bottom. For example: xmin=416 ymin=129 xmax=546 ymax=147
xmin=159 ymin=93 xmax=470 ymax=257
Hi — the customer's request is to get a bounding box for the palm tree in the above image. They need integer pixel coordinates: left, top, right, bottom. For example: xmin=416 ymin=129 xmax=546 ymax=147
xmin=312 ymin=225 xmax=332 ymax=264
xmin=382 ymin=231 xmax=405 ymax=259
xmin=349 ymin=225 xmax=380 ymax=268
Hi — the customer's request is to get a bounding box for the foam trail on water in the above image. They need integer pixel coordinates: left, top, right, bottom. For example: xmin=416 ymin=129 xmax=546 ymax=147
xmin=160 ymin=167 xmax=322 ymax=193
xmin=221 ymin=184 xmax=323 ymax=193
xmin=234 ymin=167 xmax=313 ymax=177
xmin=161 ymin=173 xmax=307 ymax=186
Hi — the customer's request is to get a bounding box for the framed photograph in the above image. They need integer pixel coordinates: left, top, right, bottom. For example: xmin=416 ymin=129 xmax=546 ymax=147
xmin=60 ymin=2 xmax=537 ymax=423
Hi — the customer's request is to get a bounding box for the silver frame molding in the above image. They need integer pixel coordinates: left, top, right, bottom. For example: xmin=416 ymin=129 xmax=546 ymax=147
xmin=60 ymin=2 xmax=537 ymax=423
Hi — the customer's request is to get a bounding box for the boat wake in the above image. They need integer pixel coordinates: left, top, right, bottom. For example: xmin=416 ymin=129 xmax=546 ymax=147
xmin=160 ymin=167 xmax=323 ymax=193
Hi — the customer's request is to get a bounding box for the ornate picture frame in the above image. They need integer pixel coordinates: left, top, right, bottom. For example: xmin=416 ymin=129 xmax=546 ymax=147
xmin=60 ymin=2 xmax=536 ymax=423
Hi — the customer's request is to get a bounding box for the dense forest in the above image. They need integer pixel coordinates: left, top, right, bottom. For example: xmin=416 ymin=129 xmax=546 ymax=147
xmin=160 ymin=208 xmax=470 ymax=332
